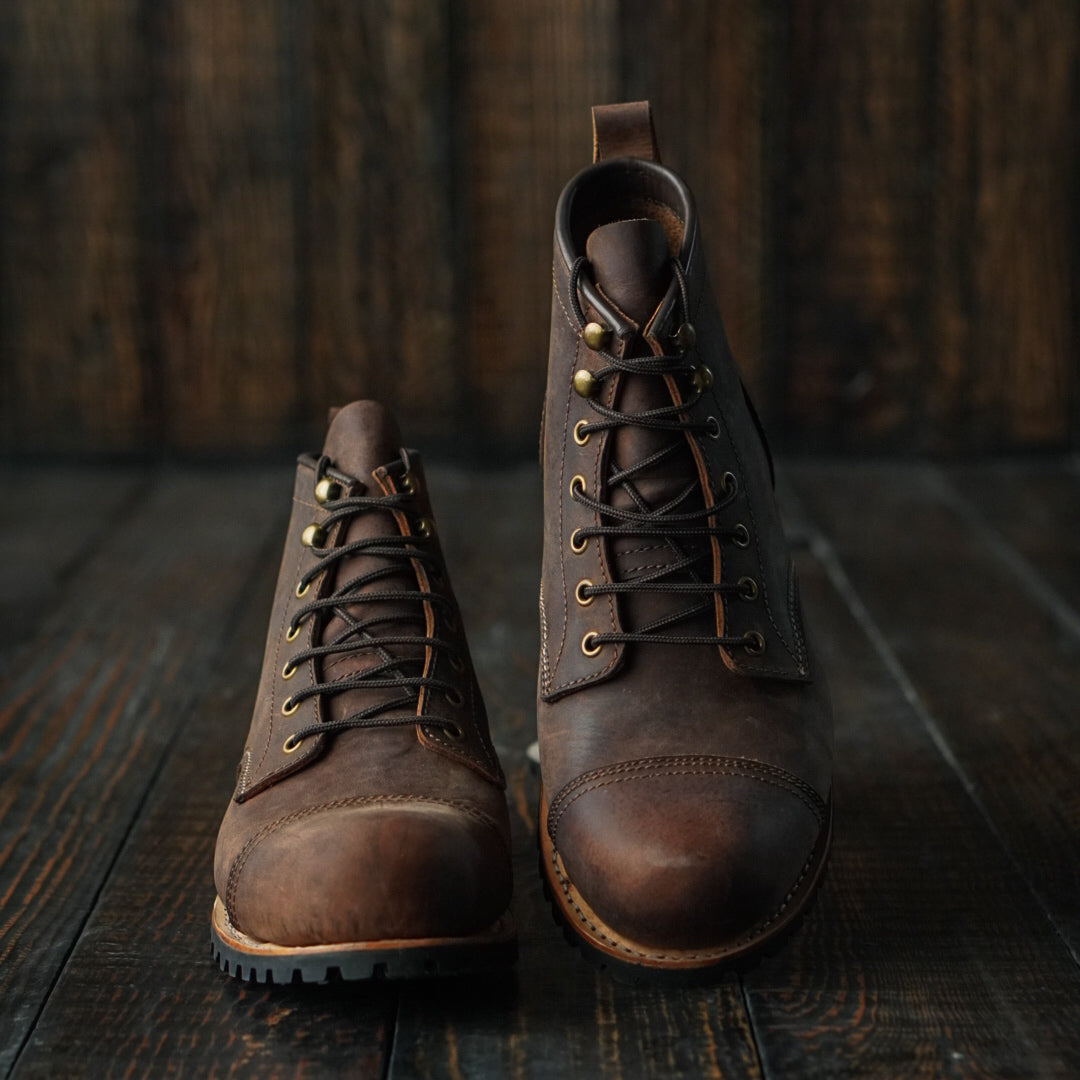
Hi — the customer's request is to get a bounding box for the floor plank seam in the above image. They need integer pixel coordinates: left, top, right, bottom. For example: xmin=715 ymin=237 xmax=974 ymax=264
xmin=928 ymin=467 xmax=1080 ymax=644
xmin=0 ymin=471 xmax=150 ymax=675
xmin=737 ymin=975 xmax=768 ymax=1080
xmin=3 ymin=502 xmax=290 ymax=1080
xmin=802 ymin=516 xmax=1080 ymax=974
xmin=380 ymin=991 xmax=401 ymax=1080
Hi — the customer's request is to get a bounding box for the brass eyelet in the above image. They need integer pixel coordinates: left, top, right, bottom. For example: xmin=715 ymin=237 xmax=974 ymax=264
xmin=282 ymin=661 xmax=296 ymax=680
xmin=573 ymin=419 xmax=591 ymax=446
xmin=690 ymin=364 xmax=713 ymax=393
xmin=705 ymin=416 xmax=722 ymax=439
xmin=569 ymin=474 xmax=586 ymax=499
xmin=282 ymin=734 xmax=304 ymax=753
xmin=416 ymin=517 xmax=434 ymax=538
xmin=673 ymin=322 xmax=697 ymax=351
xmin=444 ymin=722 xmax=465 ymax=742
xmin=718 ymin=471 xmax=738 ymax=498
xmin=400 ymin=472 xmax=417 ymax=494
xmin=314 ymin=477 xmax=341 ymax=505
xmin=281 ymin=697 xmax=299 ymax=716
xmin=301 ymin=522 xmax=326 ymax=548
xmin=573 ymin=369 xmax=599 ymax=398
xmin=733 ymin=524 xmax=751 ymax=548
xmin=583 ymin=321 xmax=611 ymax=351
xmin=575 ymin=579 xmax=594 ymax=607
xmin=738 ymin=576 xmax=759 ymax=601
xmin=295 ymin=579 xmax=311 ymax=599
xmin=449 ymin=654 xmax=466 ymax=673
xmin=446 ymin=688 xmax=465 ymax=708
xmin=742 ymin=630 xmax=766 ymax=655
xmin=581 ymin=631 xmax=602 ymax=657
xmin=286 ymin=622 xmax=301 ymax=642
xmin=569 ymin=528 xmax=588 ymax=553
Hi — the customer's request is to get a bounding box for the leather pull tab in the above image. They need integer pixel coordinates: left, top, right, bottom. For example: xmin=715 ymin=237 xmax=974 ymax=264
xmin=591 ymin=101 xmax=661 ymax=163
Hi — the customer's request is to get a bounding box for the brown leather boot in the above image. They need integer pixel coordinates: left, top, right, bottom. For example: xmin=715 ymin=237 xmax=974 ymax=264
xmin=537 ymin=103 xmax=832 ymax=981
xmin=212 ymin=401 xmax=514 ymax=982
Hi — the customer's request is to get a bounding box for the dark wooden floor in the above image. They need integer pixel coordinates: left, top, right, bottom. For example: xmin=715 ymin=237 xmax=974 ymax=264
xmin=2 ymin=458 xmax=1079 ymax=1078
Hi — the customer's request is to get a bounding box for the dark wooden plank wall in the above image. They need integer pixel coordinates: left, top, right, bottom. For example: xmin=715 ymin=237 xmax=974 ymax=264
xmin=1 ymin=1 xmax=1076 ymax=457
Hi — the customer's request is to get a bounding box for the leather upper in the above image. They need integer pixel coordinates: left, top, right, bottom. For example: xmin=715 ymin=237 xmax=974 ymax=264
xmin=537 ymin=108 xmax=833 ymax=956
xmin=215 ymin=401 xmax=511 ymax=946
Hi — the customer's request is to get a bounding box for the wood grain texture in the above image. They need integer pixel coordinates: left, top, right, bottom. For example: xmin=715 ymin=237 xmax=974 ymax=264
xmin=0 ymin=0 xmax=146 ymax=452
xmin=457 ymin=0 xmax=619 ymax=447
xmin=143 ymin=0 xmax=299 ymax=451
xmin=784 ymin=0 xmax=939 ymax=450
xmin=2 ymin=2 xmax=1077 ymax=455
xmin=944 ymin=461 xmax=1080 ymax=614
xmin=933 ymin=1 xmax=1078 ymax=449
xmin=0 ymin=468 xmax=286 ymax=1074
xmin=789 ymin=462 xmax=1080 ymax=960
xmin=621 ymin=0 xmax=784 ymax=415
xmin=743 ymin=543 xmax=1080 ymax=1077
xmin=3 ymin=463 xmax=1080 ymax=1076
xmin=8 ymin=530 xmax=394 ymax=1080
xmin=0 ymin=466 xmax=144 ymax=648
xmin=302 ymin=1 xmax=460 ymax=442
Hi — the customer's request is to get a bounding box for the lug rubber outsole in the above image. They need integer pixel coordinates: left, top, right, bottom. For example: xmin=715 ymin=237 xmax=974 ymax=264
xmin=538 ymin=790 xmax=832 ymax=986
xmin=210 ymin=896 xmax=517 ymax=984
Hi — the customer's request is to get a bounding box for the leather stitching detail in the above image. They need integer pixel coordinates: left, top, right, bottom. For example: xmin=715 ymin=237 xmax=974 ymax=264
xmin=225 ymin=795 xmax=504 ymax=922
xmin=723 ymin=421 xmax=807 ymax=675
xmin=548 ymin=755 xmax=827 ymax=840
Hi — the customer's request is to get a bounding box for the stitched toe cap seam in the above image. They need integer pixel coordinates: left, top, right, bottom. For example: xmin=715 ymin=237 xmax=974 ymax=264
xmin=225 ymin=794 xmax=504 ymax=923
xmin=547 ymin=754 xmax=827 ymax=845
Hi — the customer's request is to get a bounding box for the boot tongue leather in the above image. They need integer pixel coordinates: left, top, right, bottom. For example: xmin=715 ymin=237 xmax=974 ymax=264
xmin=322 ymin=400 xmax=402 ymax=480
xmin=586 ymin=218 xmax=671 ymax=326
xmin=584 ymin=221 xmax=710 ymax=623
xmin=317 ymin=401 xmax=425 ymax=726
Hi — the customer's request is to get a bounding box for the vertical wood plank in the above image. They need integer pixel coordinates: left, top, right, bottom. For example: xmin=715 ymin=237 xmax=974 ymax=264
xmin=784 ymin=0 xmax=938 ymax=450
xmin=0 ymin=0 xmax=146 ymax=453
xmin=933 ymin=0 xmax=1077 ymax=449
xmin=302 ymin=1 xmax=459 ymax=444
xmin=621 ymin=0 xmax=784 ymax=418
xmin=458 ymin=0 xmax=619 ymax=449
xmin=144 ymin=0 xmax=299 ymax=451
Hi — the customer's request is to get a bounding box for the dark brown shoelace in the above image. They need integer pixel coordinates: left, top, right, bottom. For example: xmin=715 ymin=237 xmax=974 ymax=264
xmin=281 ymin=455 xmax=465 ymax=748
xmin=568 ymin=255 xmax=764 ymax=653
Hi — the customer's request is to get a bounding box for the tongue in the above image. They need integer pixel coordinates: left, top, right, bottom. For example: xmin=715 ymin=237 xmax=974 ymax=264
xmin=586 ymin=218 xmax=671 ymax=325
xmin=322 ymin=400 xmax=403 ymax=480
xmin=317 ymin=402 xmax=423 ymax=726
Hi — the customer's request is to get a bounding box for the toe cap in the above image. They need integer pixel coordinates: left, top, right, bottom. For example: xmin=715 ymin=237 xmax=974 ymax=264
xmin=226 ymin=798 xmax=512 ymax=946
xmin=550 ymin=759 xmax=826 ymax=951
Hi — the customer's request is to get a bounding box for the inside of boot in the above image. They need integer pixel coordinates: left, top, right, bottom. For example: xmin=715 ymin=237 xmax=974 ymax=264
xmin=565 ymin=162 xmax=689 ymax=258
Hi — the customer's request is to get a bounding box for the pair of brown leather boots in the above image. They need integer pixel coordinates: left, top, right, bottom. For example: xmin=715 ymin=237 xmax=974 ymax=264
xmin=211 ymin=103 xmax=832 ymax=985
